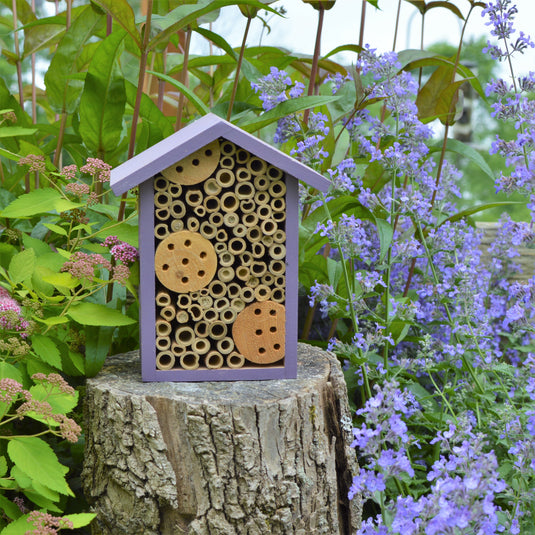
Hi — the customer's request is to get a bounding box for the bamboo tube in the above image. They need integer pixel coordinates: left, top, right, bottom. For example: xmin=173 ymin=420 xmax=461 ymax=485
xmin=269 ymin=181 xmax=286 ymax=198
xmin=251 ymin=243 xmax=265 ymax=259
xmin=219 ymin=155 xmax=235 ymax=169
xmin=204 ymin=195 xmax=220 ymax=213
xmin=240 ymin=199 xmax=255 ymax=213
xmin=246 ymin=156 xmax=268 ymax=176
xmin=155 ymin=207 xmax=170 ymax=221
xmin=170 ymin=219 xmax=185 ymax=232
xmin=210 ymin=213 xmax=224 ymax=228
xmin=246 ymin=276 xmax=260 ymax=288
xmin=170 ymin=199 xmax=186 ymax=219
xmin=269 ymin=260 xmax=286 ymax=276
xmin=180 ymin=352 xmax=200 ymax=370
xmin=232 ymin=224 xmax=247 ymax=238
xmin=269 ymin=243 xmax=286 ymax=260
xmin=189 ymin=304 xmax=203 ymax=321
xmin=226 ymin=352 xmax=245 ymax=369
xmin=230 ymin=298 xmax=245 ymax=313
xmin=156 ymin=291 xmax=171 ymax=307
xmin=175 ymin=326 xmax=195 ymax=347
xmin=160 ymin=305 xmax=176 ymax=322
xmin=154 ymin=191 xmax=171 ymax=208
xmin=239 ymin=251 xmax=253 ymax=266
xmin=186 ymin=217 xmax=200 ymax=232
xmin=246 ymin=226 xmax=261 ymax=242
xmin=271 ymin=197 xmax=285 ymax=212
xmin=273 ymin=211 xmax=286 ymax=223
xmin=227 ymin=283 xmax=241 ymax=298
xmin=253 ymin=175 xmax=269 ymax=191
xmin=156 ymin=336 xmax=171 ymax=351
xmin=219 ymin=251 xmax=235 ymax=267
xmin=257 ymin=204 xmax=272 ymax=220
xmin=223 ymin=212 xmax=240 ymax=228
xmin=273 ymin=229 xmax=286 ymax=243
xmin=220 ymin=307 xmax=237 ymax=324
xmin=217 ymin=337 xmax=234 ymax=355
xmin=261 ymin=273 xmax=275 ymax=286
xmin=192 ymin=337 xmax=210 ymax=355
xmin=254 ymin=191 xmax=270 ymax=206
xmin=235 ymin=148 xmax=249 ymax=164
xmin=221 ymin=191 xmax=239 ymax=212
xmin=203 ymin=308 xmax=218 ymax=323
xmin=228 ymin=237 xmax=246 ymax=255
xmin=250 ymin=261 xmax=267 ymax=277
xmin=194 ymin=321 xmax=209 ymax=338
xmin=271 ymin=287 xmax=285 ymax=303
xmin=169 ymin=184 xmax=182 ymax=197
xmin=220 ymin=140 xmax=237 ymax=156
xmin=243 ymin=212 xmax=258 ymax=227
xmin=198 ymin=295 xmax=213 ymax=310
xmin=261 ymin=235 xmax=274 ymax=247
xmin=274 ymin=275 xmax=285 ymax=288
xmin=154 ymin=223 xmax=169 ymax=239
xmin=171 ymin=343 xmax=186 ymax=357
xmin=216 ymin=169 xmax=235 ymax=189
xmin=177 ymin=294 xmax=191 ymax=309
xmin=205 ymin=351 xmax=224 ymax=369
xmin=200 ymin=288 xmax=209 ymax=296
xmin=218 ymin=266 xmax=235 ymax=283
xmin=209 ymin=280 xmax=227 ymax=298
xmin=240 ymin=287 xmax=255 ymax=303
xmin=254 ymin=284 xmax=271 ymax=301
xmin=156 ymin=351 xmax=175 ymax=370
xmin=185 ymin=189 xmax=203 ymax=207
xmin=216 ymin=229 xmax=228 ymax=242
xmin=154 ymin=176 xmax=169 ymax=191
xmin=214 ymin=297 xmax=230 ymax=312
xmin=190 ymin=291 xmax=200 ymax=300
xmin=235 ymin=167 xmax=251 ymax=183
xmin=194 ymin=205 xmax=206 ymax=218
xmin=176 ymin=310 xmax=190 ymax=324
xmin=236 ymin=266 xmax=250 ymax=282
xmin=156 ymin=319 xmax=172 ymax=337
xmin=209 ymin=321 xmax=227 ymax=340
xmin=260 ymin=219 xmax=277 ymax=236
xmin=204 ymin=178 xmax=221 ymax=196
xmin=200 ymin=221 xmax=217 ymax=240
xmin=267 ymin=165 xmax=284 ymax=181
xmin=235 ymin=182 xmax=254 ymax=200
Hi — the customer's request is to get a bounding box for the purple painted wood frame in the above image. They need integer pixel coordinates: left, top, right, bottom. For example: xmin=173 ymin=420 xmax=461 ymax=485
xmin=139 ymin=173 xmax=299 ymax=382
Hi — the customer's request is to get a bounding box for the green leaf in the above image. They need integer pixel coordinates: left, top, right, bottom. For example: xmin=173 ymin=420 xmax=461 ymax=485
xmin=63 ymin=513 xmax=96 ymax=529
xmin=21 ymin=234 xmax=51 ymax=256
xmin=147 ymin=71 xmax=209 ymax=116
xmin=66 ymin=301 xmax=136 ymax=326
xmin=44 ymin=5 xmax=104 ymax=114
xmin=40 ymin=271 xmax=78 ymax=292
xmin=29 ymin=383 xmax=78 ymax=416
xmin=0 ymin=456 xmax=7 ymax=478
xmin=7 ymin=436 xmax=72 ymax=496
xmin=373 ymin=216 xmax=393 ymax=263
xmin=0 ymin=126 xmax=36 ymax=138
xmin=91 ymin=0 xmax=140 ymax=46
xmin=79 ymin=29 xmax=127 ymax=155
xmin=43 ymin=223 xmax=68 ymax=236
xmin=237 ymin=95 xmax=340 ymax=133
xmin=0 ymin=362 xmax=23 ymax=383
xmin=22 ymin=17 xmax=65 ymax=58
xmin=30 ymin=334 xmax=62 ymax=369
xmin=0 ymin=495 xmax=20 ymax=521
xmin=0 ymin=514 xmax=31 ymax=535
xmin=1 ymin=189 xmax=83 ymax=218
xmin=8 ymin=248 xmax=35 ymax=285
xmin=85 ymin=325 xmax=114 ymax=377
xmin=323 ymin=44 xmax=361 ymax=60
xmin=442 ymin=201 xmax=524 ymax=225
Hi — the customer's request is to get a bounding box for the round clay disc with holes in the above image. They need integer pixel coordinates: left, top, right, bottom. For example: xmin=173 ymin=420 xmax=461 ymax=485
xmin=232 ymin=301 xmax=285 ymax=364
xmin=155 ymin=231 xmax=217 ymax=293
xmin=161 ymin=140 xmax=221 ymax=186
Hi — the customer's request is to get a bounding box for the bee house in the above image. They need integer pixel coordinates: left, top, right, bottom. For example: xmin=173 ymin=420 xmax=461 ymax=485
xmin=110 ymin=113 xmax=330 ymax=381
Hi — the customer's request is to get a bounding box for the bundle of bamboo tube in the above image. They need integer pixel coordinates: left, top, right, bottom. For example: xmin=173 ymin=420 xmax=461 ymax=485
xmin=153 ymin=139 xmax=287 ymax=371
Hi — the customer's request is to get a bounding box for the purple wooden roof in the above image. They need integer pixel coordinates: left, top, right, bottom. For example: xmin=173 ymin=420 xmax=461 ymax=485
xmin=110 ymin=113 xmax=331 ymax=195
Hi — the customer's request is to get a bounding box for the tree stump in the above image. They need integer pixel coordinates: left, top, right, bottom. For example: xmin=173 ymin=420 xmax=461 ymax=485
xmin=82 ymin=343 xmax=361 ymax=535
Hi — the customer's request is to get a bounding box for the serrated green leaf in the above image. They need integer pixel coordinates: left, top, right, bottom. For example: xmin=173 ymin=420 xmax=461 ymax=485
xmin=30 ymin=334 xmax=62 ymax=369
xmin=0 ymin=514 xmax=31 ymax=535
xmin=21 ymin=234 xmax=51 ymax=257
xmin=66 ymin=301 xmax=135 ymax=326
xmin=63 ymin=513 xmax=96 ymax=529
xmin=30 ymin=382 xmax=78 ymax=415
xmin=41 ymin=271 xmax=78 ymax=292
xmin=10 ymin=465 xmax=31 ymax=489
xmin=0 ymin=456 xmax=7 ymax=478
xmin=8 ymin=436 xmax=72 ymax=496
xmin=43 ymin=222 xmax=68 ymax=236
xmin=8 ymin=248 xmax=35 ymax=285
xmin=0 ymin=495 xmax=21 ymax=521
xmin=0 ymin=362 xmax=23 ymax=383
xmin=1 ymin=189 xmax=83 ymax=218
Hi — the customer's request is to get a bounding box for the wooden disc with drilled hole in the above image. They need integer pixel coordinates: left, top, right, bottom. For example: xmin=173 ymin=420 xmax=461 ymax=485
xmin=232 ymin=301 xmax=285 ymax=364
xmin=161 ymin=140 xmax=220 ymax=186
xmin=155 ymin=231 xmax=217 ymax=293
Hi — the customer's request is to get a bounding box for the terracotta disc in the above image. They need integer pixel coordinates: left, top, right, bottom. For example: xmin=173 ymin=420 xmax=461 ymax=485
xmin=155 ymin=231 xmax=217 ymax=293
xmin=161 ymin=140 xmax=220 ymax=186
xmin=232 ymin=301 xmax=285 ymax=364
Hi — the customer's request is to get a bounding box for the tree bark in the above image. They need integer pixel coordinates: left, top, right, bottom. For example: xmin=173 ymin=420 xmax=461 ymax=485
xmin=82 ymin=343 xmax=361 ymax=535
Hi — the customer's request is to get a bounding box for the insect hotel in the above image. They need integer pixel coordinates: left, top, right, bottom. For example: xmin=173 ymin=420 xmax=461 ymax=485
xmin=110 ymin=113 xmax=330 ymax=381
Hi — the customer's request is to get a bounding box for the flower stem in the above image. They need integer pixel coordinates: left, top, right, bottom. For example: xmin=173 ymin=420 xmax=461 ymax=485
xmin=304 ymin=6 xmax=325 ymax=126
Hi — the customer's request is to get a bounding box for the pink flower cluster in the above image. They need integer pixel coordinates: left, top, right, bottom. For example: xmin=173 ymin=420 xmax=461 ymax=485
xmin=32 ymin=373 xmax=75 ymax=395
xmin=80 ymin=157 xmax=111 ymax=182
xmin=18 ymin=154 xmax=45 ymax=173
xmin=25 ymin=511 xmax=74 ymax=535
xmin=61 ymin=164 xmax=77 ymax=181
xmin=0 ymin=377 xmax=30 ymax=404
xmin=0 ymin=287 xmax=30 ymax=335
xmin=102 ymin=236 xmax=139 ymax=285
xmin=65 ymin=182 xmax=90 ymax=197
xmin=61 ymin=252 xmax=112 ymax=281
